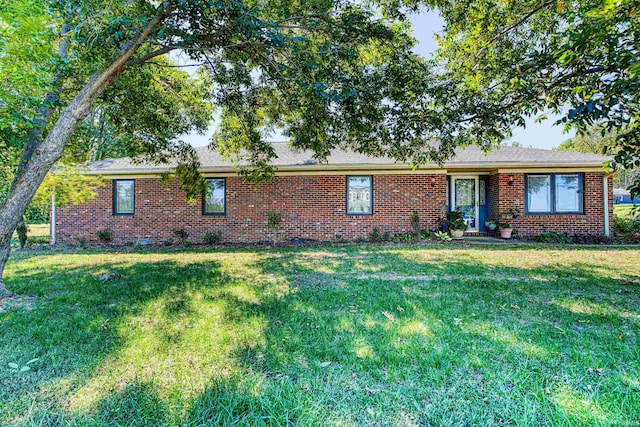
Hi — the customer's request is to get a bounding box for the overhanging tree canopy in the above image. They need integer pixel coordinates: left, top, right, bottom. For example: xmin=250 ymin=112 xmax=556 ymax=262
xmin=434 ymin=0 xmax=640 ymax=194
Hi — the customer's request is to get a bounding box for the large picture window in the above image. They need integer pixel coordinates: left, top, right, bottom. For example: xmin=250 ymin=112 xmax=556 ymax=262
xmin=203 ymin=178 xmax=226 ymax=215
xmin=347 ymin=176 xmax=373 ymax=215
xmin=525 ymin=174 xmax=583 ymax=214
xmin=113 ymin=180 xmax=135 ymax=215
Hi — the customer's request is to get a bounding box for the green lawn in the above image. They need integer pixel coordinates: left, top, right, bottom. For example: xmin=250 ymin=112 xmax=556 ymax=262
xmin=615 ymin=204 xmax=638 ymax=217
xmin=1 ymin=245 xmax=639 ymax=426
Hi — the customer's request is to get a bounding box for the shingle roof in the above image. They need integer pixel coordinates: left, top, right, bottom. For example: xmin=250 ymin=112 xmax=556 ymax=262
xmin=87 ymin=142 xmax=609 ymax=174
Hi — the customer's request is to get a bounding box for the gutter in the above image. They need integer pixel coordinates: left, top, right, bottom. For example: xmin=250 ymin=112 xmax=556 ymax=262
xmin=603 ymin=174 xmax=614 ymax=237
xmin=85 ymin=161 xmax=609 ymax=176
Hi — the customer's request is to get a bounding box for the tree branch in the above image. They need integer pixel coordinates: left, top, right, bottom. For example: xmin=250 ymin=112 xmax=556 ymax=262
xmin=273 ymin=13 xmax=328 ymax=24
xmin=474 ymin=0 xmax=556 ymax=58
xmin=125 ymin=46 xmax=174 ymax=67
xmin=457 ymin=65 xmax=611 ymax=124
xmin=146 ymin=61 xmax=206 ymax=68
xmin=151 ymin=40 xmax=258 ymax=52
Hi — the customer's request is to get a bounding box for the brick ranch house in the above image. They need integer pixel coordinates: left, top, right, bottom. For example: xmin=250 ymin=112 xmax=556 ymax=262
xmin=53 ymin=143 xmax=613 ymax=244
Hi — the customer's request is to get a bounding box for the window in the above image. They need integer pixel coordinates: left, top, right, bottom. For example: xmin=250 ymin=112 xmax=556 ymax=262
xmin=113 ymin=180 xmax=135 ymax=215
xmin=203 ymin=178 xmax=226 ymax=215
xmin=555 ymin=174 xmax=581 ymax=212
xmin=525 ymin=174 xmax=583 ymax=214
xmin=527 ymin=175 xmax=551 ymax=213
xmin=346 ymin=176 xmax=373 ymax=215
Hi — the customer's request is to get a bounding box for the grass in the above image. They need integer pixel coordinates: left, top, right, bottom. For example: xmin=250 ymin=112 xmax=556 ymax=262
xmin=25 ymin=224 xmax=49 ymax=237
xmin=615 ymin=204 xmax=638 ymax=217
xmin=615 ymin=204 xmax=633 ymax=215
xmin=1 ymin=244 xmax=639 ymax=426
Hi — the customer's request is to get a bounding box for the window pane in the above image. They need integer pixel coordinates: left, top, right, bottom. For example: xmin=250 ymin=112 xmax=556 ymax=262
xmin=556 ymin=174 xmax=581 ymax=212
xmin=527 ymin=175 xmax=551 ymax=213
xmin=116 ymin=180 xmax=134 ymax=214
xmin=347 ymin=176 xmax=372 ymax=214
xmin=205 ymin=179 xmax=225 ymax=213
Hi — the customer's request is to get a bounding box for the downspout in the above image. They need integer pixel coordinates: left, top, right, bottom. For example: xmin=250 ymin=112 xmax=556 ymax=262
xmin=603 ymin=176 xmax=610 ymax=237
xmin=50 ymin=193 xmax=56 ymax=245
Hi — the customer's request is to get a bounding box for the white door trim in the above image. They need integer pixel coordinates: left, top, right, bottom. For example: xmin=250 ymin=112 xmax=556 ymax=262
xmin=451 ymin=175 xmax=480 ymax=232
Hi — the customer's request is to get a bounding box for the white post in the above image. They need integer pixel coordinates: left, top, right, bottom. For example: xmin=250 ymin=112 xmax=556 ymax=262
xmin=50 ymin=193 xmax=56 ymax=245
xmin=603 ymin=176 xmax=610 ymax=237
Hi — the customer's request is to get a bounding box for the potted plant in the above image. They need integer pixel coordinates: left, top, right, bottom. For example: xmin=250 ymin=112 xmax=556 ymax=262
xmin=499 ymin=206 xmax=520 ymax=239
xmin=484 ymin=219 xmax=497 ymax=231
xmin=447 ymin=211 xmax=468 ymax=239
xmin=499 ymin=220 xmax=513 ymax=238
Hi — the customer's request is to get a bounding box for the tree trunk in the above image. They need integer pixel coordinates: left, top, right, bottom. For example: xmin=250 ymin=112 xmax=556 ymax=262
xmin=0 ymin=72 xmax=117 ymax=296
xmin=0 ymin=8 xmax=170 ymax=296
xmin=0 ymin=245 xmax=13 ymax=298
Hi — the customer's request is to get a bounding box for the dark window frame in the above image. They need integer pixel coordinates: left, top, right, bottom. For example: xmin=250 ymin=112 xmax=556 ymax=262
xmin=345 ymin=175 xmax=374 ymax=216
xmin=525 ymin=173 xmax=584 ymax=215
xmin=113 ymin=179 xmax=135 ymax=216
xmin=202 ymin=177 xmax=227 ymax=216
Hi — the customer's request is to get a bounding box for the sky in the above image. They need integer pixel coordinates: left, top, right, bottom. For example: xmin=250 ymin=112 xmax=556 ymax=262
xmin=184 ymin=10 xmax=574 ymax=150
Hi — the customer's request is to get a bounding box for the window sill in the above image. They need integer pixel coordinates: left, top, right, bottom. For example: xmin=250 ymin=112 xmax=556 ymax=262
xmin=525 ymin=212 xmax=585 ymax=216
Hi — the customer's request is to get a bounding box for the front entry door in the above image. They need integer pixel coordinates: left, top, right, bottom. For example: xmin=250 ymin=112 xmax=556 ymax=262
xmin=451 ymin=176 xmax=479 ymax=232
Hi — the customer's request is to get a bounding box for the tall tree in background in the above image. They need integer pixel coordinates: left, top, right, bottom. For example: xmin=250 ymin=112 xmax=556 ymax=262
xmin=556 ymin=128 xmax=638 ymax=189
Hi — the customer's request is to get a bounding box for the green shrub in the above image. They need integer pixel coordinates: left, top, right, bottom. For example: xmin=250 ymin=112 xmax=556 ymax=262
xmin=266 ymin=212 xmax=282 ymax=229
xmin=26 ymin=235 xmax=49 ymax=247
xmin=392 ymin=232 xmax=414 ymax=242
xmin=434 ymin=231 xmax=452 ymax=242
xmin=15 ymin=220 xmax=28 ymax=249
xmin=419 ymin=230 xmax=435 ymax=240
xmin=203 ymin=231 xmax=222 ymax=245
xmin=368 ymin=227 xmax=390 ymax=242
xmin=172 ymin=228 xmax=189 ymax=244
xmin=530 ymin=232 xmax=574 ymax=244
xmin=96 ymin=229 xmax=113 ymax=244
xmin=614 ymin=211 xmax=640 ymax=234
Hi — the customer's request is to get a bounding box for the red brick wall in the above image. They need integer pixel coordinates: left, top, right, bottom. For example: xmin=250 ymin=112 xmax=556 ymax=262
xmin=56 ymin=174 xmax=448 ymax=244
xmin=55 ymin=171 xmax=613 ymax=244
xmin=489 ymin=173 xmax=501 ymax=223
xmin=493 ymin=172 xmax=613 ymax=236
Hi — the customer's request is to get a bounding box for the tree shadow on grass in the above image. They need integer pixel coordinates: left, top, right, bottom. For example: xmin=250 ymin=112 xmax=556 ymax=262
xmin=0 ymin=255 xmax=247 ymax=424
xmin=1 ymin=246 xmax=639 ymax=425
xmin=210 ymin=248 xmax=640 ymax=425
